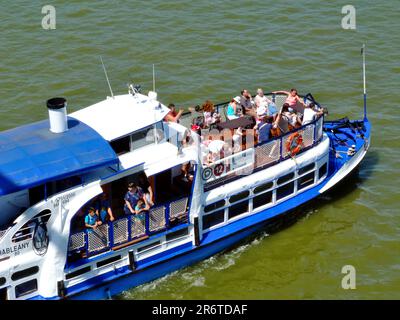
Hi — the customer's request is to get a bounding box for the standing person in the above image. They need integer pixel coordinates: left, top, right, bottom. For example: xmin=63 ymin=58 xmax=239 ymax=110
xmin=95 ymin=193 xmax=115 ymax=224
xmin=84 ymin=207 xmax=100 ymax=230
xmin=138 ymin=173 xmax=154 ymax=207
xmin=124 ymin=182 xmax=146 ymax=215
xmin=164 ymin=103 xmax=184 ymax=123
xmin=273 ymin=88 xmax=307 ymax=108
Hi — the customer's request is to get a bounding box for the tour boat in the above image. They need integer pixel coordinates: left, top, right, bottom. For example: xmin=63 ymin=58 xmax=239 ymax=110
xmin=0 ymin=50 xmax=370 ymax=300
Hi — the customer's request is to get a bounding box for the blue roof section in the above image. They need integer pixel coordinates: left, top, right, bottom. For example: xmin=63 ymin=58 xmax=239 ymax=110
xmin=0 ymin=117 xmax=118 ymax=196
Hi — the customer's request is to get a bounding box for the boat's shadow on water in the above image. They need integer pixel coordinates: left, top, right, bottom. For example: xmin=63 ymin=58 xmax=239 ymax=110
xmin=228 ymin=149 xmax=379 ymax=250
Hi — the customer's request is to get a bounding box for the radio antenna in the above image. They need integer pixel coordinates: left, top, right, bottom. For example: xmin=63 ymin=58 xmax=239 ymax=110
xmin=361 ymin=44 xmax=367 ymax=121
xmin=100 ymin=56 xmax=114 ymax=99
xmin=152 ymin=64 xmax=156 ymax=92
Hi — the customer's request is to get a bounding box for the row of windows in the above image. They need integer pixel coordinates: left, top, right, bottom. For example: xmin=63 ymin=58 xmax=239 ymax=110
xmin=203 ymin=163 xmax=328 ymax=231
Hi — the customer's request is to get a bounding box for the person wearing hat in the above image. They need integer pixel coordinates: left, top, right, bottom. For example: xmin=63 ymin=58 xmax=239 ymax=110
xmin=227 ymin=96 xmax=241 ymax=120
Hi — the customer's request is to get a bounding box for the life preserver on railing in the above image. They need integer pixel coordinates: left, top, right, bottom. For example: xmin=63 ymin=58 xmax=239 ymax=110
xmin=285 ymin=132 xmax=303 ymax=156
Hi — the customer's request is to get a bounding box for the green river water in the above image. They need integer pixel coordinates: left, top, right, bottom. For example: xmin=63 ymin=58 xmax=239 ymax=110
xmin=0 ymin=0 xmax=399 ymax=299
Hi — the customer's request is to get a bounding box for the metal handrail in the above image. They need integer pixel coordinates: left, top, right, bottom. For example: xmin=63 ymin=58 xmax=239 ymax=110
xmin=68 ymin=196 xmax=190 ymax=257
xmin=203 ymin=116 xmax=324 ymax=189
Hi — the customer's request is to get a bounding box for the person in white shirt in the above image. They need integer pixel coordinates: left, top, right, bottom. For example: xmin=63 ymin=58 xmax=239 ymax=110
xmin=254 ymin=88 xmax=272 ymax=108
xmin=302 ymin=103 xmax=323 ymax=125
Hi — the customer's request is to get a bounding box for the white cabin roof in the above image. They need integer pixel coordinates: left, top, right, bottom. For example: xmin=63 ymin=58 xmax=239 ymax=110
xmin=70 ymin=93 xmax=170 ymax=141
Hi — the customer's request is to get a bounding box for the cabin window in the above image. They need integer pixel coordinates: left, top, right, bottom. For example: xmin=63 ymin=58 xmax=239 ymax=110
xmin=252 ymin=191 xmax=273 ymax=210
xmin=0 ymin=287 xmax=7 ymax=300
xmin=166 ymin=227 xmax=189 ymax=242
xmin=0 ymin=277 xmax=5 ymax=286
xmin=276 ymin=182 xmax=295 ymax=200
xmin=96 ymin=255 xmax=121 ymax=268
xmin=46 ymin=176 xmax=81 ymax=198
xmin=204 ymin=200 xmax=225 ymax=213
xmin=228 ymin=200 xmax=248 ymax=219
xmin=298 ymin=172 xmax=315 ymax=190
xmin=65 ymin=266 xmax=91 ymax=280
xmin=229 ymin=191 xmax=250 ymax=204
xmin=12 ymin=209 xmax=51 ymax=243
xmin=11 ymin=266 xmax=39 ymax=281
xmin=277 ymin=172 xmax=295 ymax=185
xmin=203 ymin=210 xmax=225 ymax=230
xmin=319 ymin=163 xmax=327 ymax=179
xmin=137 ymin=240 xmax=161 ymax=253
xmin=29 ymin=184 xmax=45 ymax=206
xmin=131 ymin=126 xmax=156 ymax=150
xmin=254 ymin=181 xmax=273 ymax=194
xmin=298 ymin=163 xmax=315 ymax=176
xmin=15 ymin=279 xmax=37 ymax=298
xmin=110 ymin=135 xmax=130 ymax=155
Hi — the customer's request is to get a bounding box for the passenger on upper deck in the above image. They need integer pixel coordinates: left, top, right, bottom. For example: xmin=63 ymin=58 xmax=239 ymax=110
xmin=124 ymin=182 xmax=147 ymax=215
xmin=227 ymin=96 xmax=241 ymax=120
xmin=240 ymin=89 xmax=256 ymax=117
xmin=254 ymin=116 xmax=273 ymax=144
xmin=254 ymin=88 xmax=272 ymax=108
xmin=302 ymin=102 xmax=324 ymax=125
xmin=283 ymin=103 xmax=302 ymax=128
xmin=164 ymin=103 xmax=184 ymax=123
xmin=85 ymin=207 xmax=100 ymax=230
xmin=273 ymin=88 xmax=307 ymax=108
xmin=202 ymin=100 xmax=221 ymax=128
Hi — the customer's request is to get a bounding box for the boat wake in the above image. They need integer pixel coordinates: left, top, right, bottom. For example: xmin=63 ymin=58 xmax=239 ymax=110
xmin=119 ymin=231 xmax=269 ymax=299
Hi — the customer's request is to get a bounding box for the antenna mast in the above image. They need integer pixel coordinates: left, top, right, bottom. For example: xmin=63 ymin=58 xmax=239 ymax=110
xmin=152 ymin=64 xmax=156 ymax=92
xmin=361 ymin=44 xmax=367 ymax=121
xmin=100 ymin=56 xmax=114 ymax=99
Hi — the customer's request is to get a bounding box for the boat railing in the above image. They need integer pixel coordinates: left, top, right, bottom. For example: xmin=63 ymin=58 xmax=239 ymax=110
xmin=203 ymin=115 xmax=324 ymax=190
xmin=67 ymin=196 xmax=189 ymax=258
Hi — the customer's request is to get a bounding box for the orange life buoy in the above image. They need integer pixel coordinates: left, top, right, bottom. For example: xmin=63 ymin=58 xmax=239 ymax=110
xmin=285 ymin=132 xmax=303 ymax=156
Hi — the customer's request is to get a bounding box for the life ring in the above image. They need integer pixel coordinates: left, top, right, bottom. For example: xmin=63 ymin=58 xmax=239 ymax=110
xmin=285 ymin=132 xmax=303 ymax=156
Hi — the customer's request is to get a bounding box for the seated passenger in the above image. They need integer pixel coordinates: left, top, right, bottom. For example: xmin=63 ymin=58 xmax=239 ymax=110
xmin=302 ymin=102 xmax=324 ymax=125
xmin=134 ymin=199 xmax=150 ymax=215
xmin=254 ymin=88 xmax=272 ymax=108
xmin=254 ymin=116 xmax=273 ymax=144
xmin=124 ymin=182 xmax=146 ymax=215
xmin=202 ymin=100 xmax=221 ymax=127
xmin=240 ymin=89 xmax=256 ymax=116
xmin=226 ymin=96 xmax=241 ymax=120
xmin=164 ymin=103 xmax=184 ymax=123
xmin=273 ymin=88 xmax=307 ymax=109
xmin=85 ymin=207 xmax=100 ymax=230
